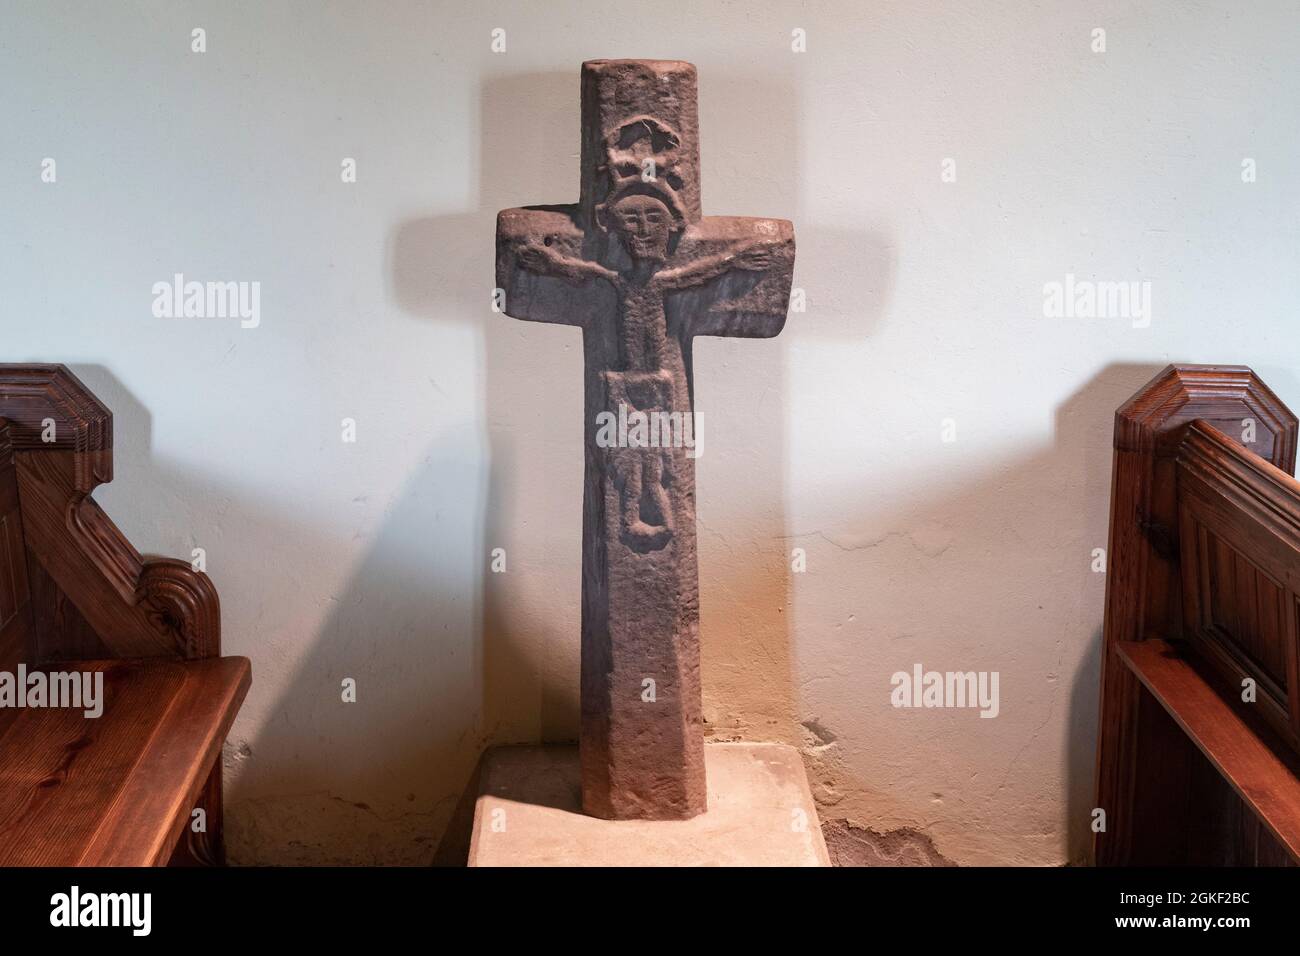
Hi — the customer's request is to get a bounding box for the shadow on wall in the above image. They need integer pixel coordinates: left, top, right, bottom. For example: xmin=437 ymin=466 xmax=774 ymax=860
xmin=69 ymin=365 xmax=482 ymax=864
xmin=224 ymin=442 xmax=488 ymax=865
xmin=1055 ymin=364 xmax=1151 ymax=864
xmin=804 ymin=362 xmax=1163 ymax=866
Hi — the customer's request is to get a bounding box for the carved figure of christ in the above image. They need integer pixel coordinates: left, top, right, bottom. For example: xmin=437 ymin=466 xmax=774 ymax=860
xmin=496 ymin=59 xmax=794 ymax=820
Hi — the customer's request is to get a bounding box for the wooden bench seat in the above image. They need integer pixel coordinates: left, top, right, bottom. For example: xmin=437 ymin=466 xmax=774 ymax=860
xmin=1118 ymin=639 xmax=1300 ymax=861
xmin=0 ymin=365 xmax=249 ymax=866
xmin=0 ymin=657 xmax=249 ymax=866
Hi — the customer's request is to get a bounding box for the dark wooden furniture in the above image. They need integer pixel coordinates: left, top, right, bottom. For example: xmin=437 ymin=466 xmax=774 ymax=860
xmin=1095 ymin=364 xmax=1300 ymax=865
xmin=0 ymin=365 xmax=249 ymax=865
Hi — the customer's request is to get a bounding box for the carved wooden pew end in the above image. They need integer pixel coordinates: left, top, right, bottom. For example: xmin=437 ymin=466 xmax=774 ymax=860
xmin=1095 ymin=364 xmax=1300 ymax=866
xmin=0 ymin=365 xmax=250 ymax=866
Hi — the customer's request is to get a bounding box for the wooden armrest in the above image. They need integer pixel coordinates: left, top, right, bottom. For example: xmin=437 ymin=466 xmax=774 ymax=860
xmin=0 ymin=364 xmax=220 ymax=661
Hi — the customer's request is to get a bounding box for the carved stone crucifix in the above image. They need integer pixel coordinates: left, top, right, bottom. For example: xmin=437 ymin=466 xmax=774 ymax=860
xmin=496 ymin=60 xmax=795 ymax=820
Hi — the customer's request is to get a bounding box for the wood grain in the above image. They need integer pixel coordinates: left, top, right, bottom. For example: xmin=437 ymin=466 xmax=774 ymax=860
xmin=0 ymin=423 xmax=33 ymax=678
xmin=1177 ymin=419 xmax=1300 ymax=749
xmin=1118 ymin=639 xmax=1300 ymax=863
xmin=0 ymin=657 xmax=249 ymax=866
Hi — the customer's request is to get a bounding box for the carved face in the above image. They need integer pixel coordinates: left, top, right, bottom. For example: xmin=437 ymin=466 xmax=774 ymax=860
xmin=609 ymin=195 xmax=673 ymax=262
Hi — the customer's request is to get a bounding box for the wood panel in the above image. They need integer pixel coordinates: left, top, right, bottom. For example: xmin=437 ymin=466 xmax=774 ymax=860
xmin=0 ymin=424 xmax=33 ymax=675
xmin=0 ymin=423 xmax=35 ymax=743
xmin=26 ymin=557 xmax=111 ymax=663
xmin=1185 ymin=750 xmax=1296 ymax=866
xmin=1177 ymin=419 xmax=1300 ymax=750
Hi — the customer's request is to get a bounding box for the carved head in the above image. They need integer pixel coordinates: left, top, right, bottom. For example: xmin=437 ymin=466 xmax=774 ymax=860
xmin=607 ymin=194 xmax=675 ymax=261
xmin=596 ymin=181 xmax=686 ymax=263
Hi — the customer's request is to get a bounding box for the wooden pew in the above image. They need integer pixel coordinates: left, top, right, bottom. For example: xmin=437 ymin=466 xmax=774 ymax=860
xmin=0 ymin=364 xmax=250 ymax=866
xmin=1095 ymin=364 xmax=1300 ymax=865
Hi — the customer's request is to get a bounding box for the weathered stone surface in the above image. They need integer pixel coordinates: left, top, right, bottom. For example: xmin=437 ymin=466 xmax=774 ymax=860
xmin=496 ymin=60 xmax=795 ymax=820
xmin=467 ymin=743 xmax=829 ymax=866
xmin=821 ymin=820 xmax=957 ymax=867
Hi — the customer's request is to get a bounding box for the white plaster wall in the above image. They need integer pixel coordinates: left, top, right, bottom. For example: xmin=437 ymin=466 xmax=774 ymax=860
xmin=2 ymin=0 xmax=1297 ymax=865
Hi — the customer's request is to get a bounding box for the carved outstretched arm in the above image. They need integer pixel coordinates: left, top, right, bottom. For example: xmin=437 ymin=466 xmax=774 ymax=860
xmin=514 ymin=242 xmax=618 ymax=287
xmin=657 ymin=240 xmax=776 ymax=290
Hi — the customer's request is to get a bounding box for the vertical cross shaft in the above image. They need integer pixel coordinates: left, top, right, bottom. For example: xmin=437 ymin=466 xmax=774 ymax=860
xmin=495 ymin=60 xmax=795 ymax=819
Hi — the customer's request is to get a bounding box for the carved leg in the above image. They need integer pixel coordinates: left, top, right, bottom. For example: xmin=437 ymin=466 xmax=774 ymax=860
xmin=168 ymin=764 xmax=225 ymax=866
xmin=620 ymin=452 xmax=673 ymax=549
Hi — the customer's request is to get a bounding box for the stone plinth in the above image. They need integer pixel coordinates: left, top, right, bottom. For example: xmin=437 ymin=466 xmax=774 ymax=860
xmin=467 ymin=742 xmax=830 ymax=867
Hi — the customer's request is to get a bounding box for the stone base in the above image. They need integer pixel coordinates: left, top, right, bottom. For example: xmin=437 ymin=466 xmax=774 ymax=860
xmin=467 ymin=741 xmax=830 ymax=867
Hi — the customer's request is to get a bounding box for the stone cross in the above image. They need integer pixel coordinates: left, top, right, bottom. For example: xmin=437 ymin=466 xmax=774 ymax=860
xmin=496 ymin=60 xmax=795 ymax=820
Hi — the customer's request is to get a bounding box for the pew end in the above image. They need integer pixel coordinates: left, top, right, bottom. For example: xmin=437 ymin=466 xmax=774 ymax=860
xmin=0 ymin=364 xmax=250 ymax=866
xmin=1095 ymin=364 xmax=1300 ymax=866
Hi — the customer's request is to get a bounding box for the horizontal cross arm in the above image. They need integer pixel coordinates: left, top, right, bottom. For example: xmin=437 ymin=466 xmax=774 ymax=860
xmin=496 ymin=206 xmax=613 ymax=327
xmin=670 ymin=217 xmax=795 ymax=339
